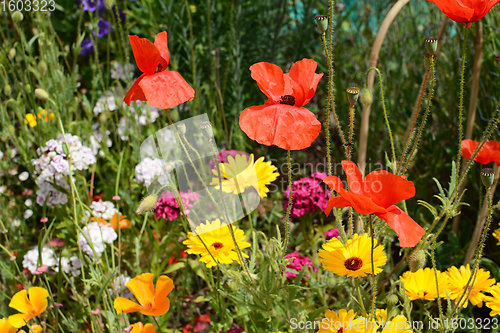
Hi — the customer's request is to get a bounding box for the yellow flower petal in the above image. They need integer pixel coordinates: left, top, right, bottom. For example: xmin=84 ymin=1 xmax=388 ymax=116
xmin=28 ymin=287 xmax=49 ymax=315
xmin=8 ymin=313 xmax=27 ymax=328
xmin=9 ymin=290 xmax=33 ymax=314
xmin=0 ymin=318 xmax=17 ymax=333
xmin=113 ymin=297 xmax=143 ymax=314
xmin=126 ymin=273 xmax=155 ymax=307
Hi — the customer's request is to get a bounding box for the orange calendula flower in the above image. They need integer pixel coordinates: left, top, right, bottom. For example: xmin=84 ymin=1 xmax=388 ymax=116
xmin=8 ymin=287 xmax=49 ymax=328
xmin=92 ymin=212 xmax=132 ymax=231
xmin=0 ymin=318 xmax=17 ymax=333
xmin=130 ymin=322 xmax=156 ymax=333
xmin=114 ymin=273 xmax=174 ymax=316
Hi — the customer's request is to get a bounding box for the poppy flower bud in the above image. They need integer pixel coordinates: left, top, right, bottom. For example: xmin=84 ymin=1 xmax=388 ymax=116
xmin=3 ymin=84 xmax=12 ymax=96
xmin=136 ymin=194 xmax=158 ymax=214
xmin=315 ymin=15 xmax=328 ymax=34
xmin=424 ymin=37 xmax=438 ymax=55
xmin=409 ymin=249 xmax=426 ymax=272
xmin=9 ymin=48 xmax=16 ymax=60
xmin=361 ymin=88 xmax=372 ymax=108
xmin=103 ymin=0 xmax=114 ymax=9
xmin=346 ymin=87 xmax=360 ymax=106
xmin=424 ymin=53 xmax=437 ymax=71
xmin=12 ymin=11 xmax=23 ymax=23
xmin=177 ymin=123 xmax=186 ymax=135
xmin=35 ymin=88 xmax=49 ymax=101
xmin=481 ymin=168 xmax=495 ymax=187
xmin=38 ymin=60 xmax=47 ymax=75
xmin=384 ymin=294 xmax=399 ymax=306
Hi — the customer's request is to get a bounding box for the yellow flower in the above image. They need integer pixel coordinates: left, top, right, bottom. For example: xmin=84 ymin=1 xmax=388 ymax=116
xmin=318 ymin=233 xmax=387 ymax=278
xmin=24 ymin=110 xmax=55 ymax=128
xmin=24 ymin=113 xmax=37 ymax=127
xmin=400 ymin=268 xmax=449 ymax=301
xmin=130 ymin=321 xmax=156 ymax=333
xmin=183 ymin=219 xmax=251 ymax=268
xmin=485 ymin=283 xmax=500 ymax=316
xmin=0 ymin=318 xmax=17 ymax=333
xmin=360 ymin=309 xmax=413 ymax=333
xmin=19 ymin=324 xmax=43 ymax=333
xmin=8 ymin=287 xmax=49 ymax=328
xmin=211 ymin=154 xmax=279 ymax=198
xmin=37 ymin=109 xmax=55 ymax=122
xmin=446 ymin=264 xmax=495 ymax=308
xmin=317 ymin=309 xmax=363 ymax=333
xmin=492 ymin=228 xmax=500 ymax=245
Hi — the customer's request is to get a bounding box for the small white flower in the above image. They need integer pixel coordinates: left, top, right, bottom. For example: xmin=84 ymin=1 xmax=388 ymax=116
xmin=0 ymin=185 xmax=6 ymax=193
xmin=25 ymin=199 xmax=33 ymax=207
xmin=24 ymin=209 xmax=33 ymax=219
xmin=12 ymin=218 xmax=21 ymax=227
xmin=9 ymin=169 xmax=18 ymax=176
xmin=19 ymin=171 xmax=30 ymax=181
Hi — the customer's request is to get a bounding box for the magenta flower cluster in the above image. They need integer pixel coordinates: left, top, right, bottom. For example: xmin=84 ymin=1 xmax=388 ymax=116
xmin=285 ymin=252 xmax=318 ymax=280
xmin=154 ymin=190 xmax=199 ymax=221
xmin=325 ymin=228 xmax=340 ymax=240
xmin=284 ymin=172 xmax=331 ymax=218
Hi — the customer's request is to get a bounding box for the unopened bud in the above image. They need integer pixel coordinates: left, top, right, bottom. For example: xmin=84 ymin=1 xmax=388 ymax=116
xmin=424 ymin=37 xmax=438 ymax=55
xmin=346 ymin=87 xmax=360 ymax=106
xmin=315 ymin=15 xmax=328 ymax=34
xmin=361 ymin=88 xmax=372 ymax=108
xmin=409 ymin=250 xmax=426 ymax=272
xmin=38 ymin=60 xmax=47 ymax=75
xmin=424 ymin=53 xmax=437 ymax=71
xmin=103 ymin=0 xmax=114 ymax=9
xmin=12 ymin=11 xmax=23 ymax=23
xmin=9 ymin=48 xmax=16 ymax=60
xmin=35 ymin=88 xmax=49 ymax=101
xmin=177 ymin=123 xmax=186 ymax=135
xmin=384 ymin=294 xmax=399 ymax=306
xmin=62 ymin=143 xmax=70 ymax=156
xmin=3 ymin=84 xmax=11 ymax=96
xmin=8 ymin=125 xmax=15 ymax=134
xmin=136 ymin=194 xmax=158 ymax=215
xmin=481 ymin=168 xmax=495 ymax=188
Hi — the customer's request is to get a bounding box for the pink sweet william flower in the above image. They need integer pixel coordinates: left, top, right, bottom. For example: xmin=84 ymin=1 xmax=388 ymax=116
xmin=285 ymin=252 xmax=318 ymax=281
xmin=284 ymin=172 xmax=331 ymax=218
xmin=325 ymin=228 xmax=340 ymax=240
xmin=33 ymin=265 xmax=48 ymax=275
xmin=154 ymin=190 xmax=199 ymax=221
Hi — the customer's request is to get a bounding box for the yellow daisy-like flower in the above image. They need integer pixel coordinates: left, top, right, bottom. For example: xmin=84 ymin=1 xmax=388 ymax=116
xmin=360 ymin=309 xmax=413 ymax=333
xmin=211 ymin=153 xmax=279 ymax=198
xmin=446 ymin=264 xmax=495 ymax=308
xmin=318 ymin=233 xmax=387 ymax=278
xmin=183 ymin=219 xmax=251 ymax=268
xmin=492 ymin=228 xmax=500 ymax=245
xmin=400 ymin=268 xmax=449 ymax=301
xmin=317 ymin=309 xmax=363 ymax=333
xmin=485 ymin=283 xmax=500 ymax=316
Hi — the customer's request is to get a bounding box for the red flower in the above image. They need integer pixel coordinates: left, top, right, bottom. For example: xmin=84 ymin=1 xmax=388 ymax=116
xmin=427 ymin=0 xmax=500 ymax=27
xmin=239 ymin=59 xmax=323 ymax=150
xmin=182 ymin=314 xmax=210 ymax=333
xmin=323 ymin=161 xmax=425 ymax=247
xmin=124 ymin=31 xmax=195 ymax=109
xmin=461 ymin=139 xmax=500 ymax=165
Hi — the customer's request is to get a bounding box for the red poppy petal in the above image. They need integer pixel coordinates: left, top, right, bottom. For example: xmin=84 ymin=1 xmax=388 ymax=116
xmin=239 ymin=104 xmax=321 ymax=150
xmin=325 ymin=195 xmax=352 ymax=217
xmin=154 ymin=31 xmax=170 ymax=68
xmin=250 ymin=62 xmax=286 ymax=102
xmin=129 ymin=35 xmax=163 ymax=75
xmin=138 ymin=71 xmax=195 ymax=109
xmin=288 ymin=58 xmax=324 ymax=107
xmin=470 ymin=0 xmax=500 ymax=22
xmin=328 ymin=189 xmax=386 ymax=216
xmin=461 ymin=139 xmax=500 ymax=165
xmin=461 ymin=139 xmax=477 ymax=159
xmin=341 ymin=161 xmax=365 ymax=195
xmin=426 ymin=0 xmax=475 ymax=22
xmin=363 ymin=170 xmax=415 ymax=208
xmin=323 ymin=175 xmax=345 ymax=193
xmin=124 ymin=74 xmax=147 ymax=106
xmin=376 ymin=205 xmax=425 ymax=247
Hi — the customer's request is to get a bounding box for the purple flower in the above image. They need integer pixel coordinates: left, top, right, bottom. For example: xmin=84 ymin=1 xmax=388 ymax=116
xmin=78 ymin=0 xmax=104 ymax=12
xmin=285 ymin=252 xmax=318 ymax=281
xmin=80 ymin=39 xmax=94 ymax=56
xmin=154 ymin=190 xmax=199 ymax=221
xmin=221 ymin=323 xmax=244 ymax=333
xmin=97 ymin=18 xmax=112 ymax=38
xmin=284 ymin=172 xmax=331 ymax=218
xmin=209 ymin=149 xmax=250 ymax=170
xmin=325 ymin=228 xmax=340 ymax=240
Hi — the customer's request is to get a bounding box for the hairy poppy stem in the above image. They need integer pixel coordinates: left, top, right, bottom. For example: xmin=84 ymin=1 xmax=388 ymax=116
xmin=429 ymin=238 xmax=444 ymax=325
xmin=369 ymin=215 xmax=376 ymax=318
xmin=455 ymin=26 xmax=468 ymax=184
xmin=281 ymin=150 xmax=292 ymax=261
xmin=347 ymin=104 xmax=355 ymax=161
xmin=355 ymin=277 xmax=368 ymax=317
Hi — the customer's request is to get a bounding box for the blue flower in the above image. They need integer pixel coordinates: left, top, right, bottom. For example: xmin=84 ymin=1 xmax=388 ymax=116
xmin=78 ymin=0 xmax=104 ymax=12
xmin=97 ymin=18 xmax=112 ymax=38
xmin=80 ymin=39 xmax=94 ymax=56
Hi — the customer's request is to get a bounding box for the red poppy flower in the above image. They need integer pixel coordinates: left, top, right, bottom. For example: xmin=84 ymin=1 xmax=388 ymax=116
xmin=124 ymin=31 xmax=195 ymax=109
xmin=427 ymin=0 xmax=500 ymax=27
xmin=239 ymin=59 xmax=323 ymax=150
xmin=461 ymin=139 xmax=500 ymax=165
xmin=323 ymin=161 xmax=425 ymax=247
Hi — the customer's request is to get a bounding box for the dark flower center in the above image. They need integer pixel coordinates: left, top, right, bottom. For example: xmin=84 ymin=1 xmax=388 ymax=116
xmin=155 ymin=63 xmax=164 ymax=73
xmin=211 ymin=242 xmax=224 ymax=250
xmin=344 ymin=257 xmax=363 ymax=271
xmin=279 ymin=95 xmax=295 ymax=105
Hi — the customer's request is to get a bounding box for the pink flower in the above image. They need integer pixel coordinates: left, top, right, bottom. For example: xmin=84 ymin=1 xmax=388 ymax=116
xmin=124 ymin=326 xmax=133 ymax=333
xmin=112 ymin=196 xmax=121 ymax=201
xmin=54 ymin=302 xmax=63 ymax=307
xmin=40 ymin=217 xmax=48 ymax=223
xmin=325 ymin=228 xmax=340 ymax=240
xmin=33 ymin=265 xmax=48 ymax=275
xmin=91 ymin=309 xmax=100 ymax=315
xmin=154 ymin=190 xmax=199 ymax=221
xmin=285 ymin=252 xmax=318 ymax=281
xmin=49 ymin=238 xmax=66 ymax=247
xmin=284 ymin=172 xmax=331 ymax=218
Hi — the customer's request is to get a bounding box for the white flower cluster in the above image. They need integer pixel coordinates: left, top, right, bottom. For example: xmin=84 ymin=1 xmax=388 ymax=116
xmin=79 ymin=222 xmax=117 ymax=259
xmin=22 ymin=246 xmax=81 ymax=277
xmin=88 ymin=200 xmax=118 ymax=220
xmin=117 ymin=102 xmax=160 ymax=141
xmin=90 ymin=123 xmax=112 ymax=157
xmin=93 ymin=91 xmax=117 ymax=116
xmin=111 ymin=62 xmax=135 ymax=81
xmin=32 ymin=134 xmax=96 ymax=207
xmin=134 ymin=157 xmax=169 ymax=187
xmin=108 ymin=274 xmax=133 ymax=298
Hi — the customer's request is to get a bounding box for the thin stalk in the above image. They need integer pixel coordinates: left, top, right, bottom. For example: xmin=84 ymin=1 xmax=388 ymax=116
xmin=455 ymin=26 xmax=469 ymax=184
xmin=355 ymin=277 xmax=368 ymax=317
xmin=369 ymin=215 xmax=376 ymax=317
xmin=347 ymin=104 xmax=355 ymax=161
xmin=281 ymin=150 xmax=292 ymax=261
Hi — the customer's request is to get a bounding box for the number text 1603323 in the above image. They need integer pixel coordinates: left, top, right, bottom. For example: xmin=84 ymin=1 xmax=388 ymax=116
xmin=2 ymin=0 xmax=55 ymax=11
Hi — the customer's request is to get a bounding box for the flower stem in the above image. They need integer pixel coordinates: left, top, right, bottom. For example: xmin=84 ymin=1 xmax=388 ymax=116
xmin=348 ymin=104 xmax=355 ymax=161
xmin=369 ymin=215 xmax=376 ymax=318
xmin=355 ymin=277 xmax=368 ymax=317
xmin=281 ymin=150 xmax=292 ymax=261
xmin=455 ymin=25 xmax=469 ymax=184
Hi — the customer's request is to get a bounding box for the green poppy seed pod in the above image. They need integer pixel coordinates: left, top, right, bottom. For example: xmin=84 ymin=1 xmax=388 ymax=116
xmin=136 ymin=194 xmax=158 ymax=215
xmin=8 ymin=125 xmax=15 ymax=134
xmin=9 ymin=48 xmax=16 ymax=60
xmin=424 ymin=53 xmax=437 ymax=71
xmin=3 ymin=84 xmax=12 ymax=96
xmin=35 ymin=88 xmax=49 ymax=101
xmin=481 ymin=168 xmax=495 ymax=188
xmin=384 ymin=294 xmax=399 ymax=306
xmin=409 ymin=250 xmax=426 ymax=272
xmin=103 ymin=0 xmax=114 ymax=9
xmin=346 ymin=87 xmax=360 ymax=106
xmin=177 ymin=123 xmax=186 ymax=135
xmin=38 ymin=60 xmax=47 ymax=75
xmin=199 ymin=121 xmax=214 ymax=140
xmin=62 ymin=143 xmax=70 ymax=156
xmin=361 ymin=88 xmax=373 ymax=108
xmin=24 ymin=84 xmax=31 ymax=94
xmin=315 ymin=15 xmax=328 ymax=34
xmin=12 ymin=11 xmax=23 ymax=23
xmin=424 ymin=37 xmax=438 ymax=55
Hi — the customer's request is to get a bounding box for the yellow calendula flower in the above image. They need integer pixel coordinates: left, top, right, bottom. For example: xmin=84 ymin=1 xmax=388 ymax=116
xmin=492 ymin=228 xmax=500 ymax=245
xmin=485 ymin=283 xmax=500 ymax=316
xmin=360 ymin=309 xmax=413 ymax=333
xmin=317 ymin=309 xmax=363 ymax=333
xmin=183 ymin=219 xmax=251 ymax=268
xmin=400 ymin=267 xmax=449 ymax=301
xmin=446 ymin=264 xmax=495 ymax=308
xmin=318 ymin=233 xmax=387 ymax=278
xmin=0 ymin=318 xmax=17 ymax=333
xmin=211 ymin=153 xmax=279 ymax=198
xmin=8 ymin=287 xmax=49 ymax=328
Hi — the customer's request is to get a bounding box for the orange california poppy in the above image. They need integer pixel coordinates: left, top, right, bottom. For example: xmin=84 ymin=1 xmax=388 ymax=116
xmin=461 ymin=139 xmax=500 ymax=165
xmin=130 ymin=322 xmax=156 ymax=333
xmin=124 ymin=31 xmax=195 ymax=109
xmin=323 ymin=161 xmax=425 ymax=247
xmin=114 ymin=273 xmax=174 ymax=316
xmin=239 ymin=58 xmax=323 ymax=150
xmin=0 ymin=318 xmax=17 ymax=333
xmin=8 ymin=287 xmax=49 ymax=328
xmin=427 ymin=0 xmax=500 ymax=27
xmin=92 ymin=212 xmax=132 ymax=231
